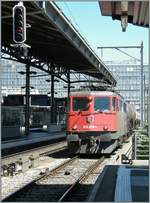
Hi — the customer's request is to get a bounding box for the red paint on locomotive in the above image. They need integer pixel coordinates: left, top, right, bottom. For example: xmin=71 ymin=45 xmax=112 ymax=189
xmin=67 ymin=94 xmax=119 ymax=133
xmin=66 ymin=91 xmax=135 ymax=154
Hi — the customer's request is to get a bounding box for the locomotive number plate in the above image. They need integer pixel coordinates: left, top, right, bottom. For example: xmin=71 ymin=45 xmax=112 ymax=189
xmin=83 ymin=125 xmax=97 ymax=129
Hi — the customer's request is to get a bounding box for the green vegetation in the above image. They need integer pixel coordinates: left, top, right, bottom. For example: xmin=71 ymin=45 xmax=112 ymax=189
xmin=135 ymin=126 xmax=149 ymax=160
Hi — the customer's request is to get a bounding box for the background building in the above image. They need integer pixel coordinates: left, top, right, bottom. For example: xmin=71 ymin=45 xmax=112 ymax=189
xmin=1 ymin=59 xmax=149 ymax=113
xmin=1 ymin=59 xmax=94 ymax=99
xmin=106 ymin=60 xmax=149 ymax=115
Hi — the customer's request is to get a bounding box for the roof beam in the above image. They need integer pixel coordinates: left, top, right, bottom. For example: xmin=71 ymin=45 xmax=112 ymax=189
xmin=33 ymin=1 xmax=116 ymax=86
xmin=2 ymin=11 xmax=43 ymax=19
xmin=2 ymin=1 xmax=116 ymax=86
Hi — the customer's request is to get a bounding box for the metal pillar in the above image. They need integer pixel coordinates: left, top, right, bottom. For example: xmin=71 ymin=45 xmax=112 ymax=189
xmin=25 ymin=63 xmax=30 ymax=135
xmin=97 ymin=43 xmax=146 ymax=128
xmin=51 ymin=73 xmax=55 ymax=123
xmin=140 ymin=41 xmax=144 ymax=127
xmin=149 ymin=82 xmax=150 ymax=137
xmin=147 ymin=87 xmax=149 ymax=125
xmin=67 ymin=70 xmax=70 ymax=97
xmin=0 ymin=1 xmax=1 ymax=141
xmin=143 ymin=75 xmax=146 ymax=123
xmin=148 ymin=5 xmax=150 ymax=137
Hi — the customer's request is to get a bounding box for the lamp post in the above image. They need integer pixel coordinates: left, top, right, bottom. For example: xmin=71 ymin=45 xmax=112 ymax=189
xmin=18 ymin=69 xmax=36 ymax=135
xmin=140 ymin=42 xmax=144 ymax=127
xmin=45 ymin=77 xmax=59 ymax=123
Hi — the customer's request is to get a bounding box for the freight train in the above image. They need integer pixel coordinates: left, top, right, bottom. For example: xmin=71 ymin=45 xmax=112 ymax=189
xmin=66 ymin=90 xmax=137 ymax=154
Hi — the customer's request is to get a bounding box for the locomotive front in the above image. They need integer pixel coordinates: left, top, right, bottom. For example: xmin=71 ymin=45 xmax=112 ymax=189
xmin=66 ymin=91 xmax=120 ymax=154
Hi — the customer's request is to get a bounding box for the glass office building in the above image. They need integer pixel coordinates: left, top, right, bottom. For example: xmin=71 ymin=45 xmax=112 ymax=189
xmin=106 ymin=61 xmax=149 ymax=113
xmin=1 ymin=59 xmax=93 ymax=100
xmin=1 ymin=59 xmax=149 ymax=113
xmin=1 ymin=59 xmax=94 ymax=127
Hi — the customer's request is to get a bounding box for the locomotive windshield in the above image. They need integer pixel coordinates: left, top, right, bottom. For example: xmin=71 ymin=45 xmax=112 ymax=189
xmin=94 ymin=97 xmax=110 ymax=111
xmin=72 ymin=97 xmax=89 ymax=111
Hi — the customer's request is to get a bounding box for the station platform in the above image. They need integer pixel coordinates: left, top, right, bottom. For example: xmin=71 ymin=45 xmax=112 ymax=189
xmin=2 ymin=131 xmax=66 ymax=155
xmin=88 ymin=161 xmax=149 ymax=202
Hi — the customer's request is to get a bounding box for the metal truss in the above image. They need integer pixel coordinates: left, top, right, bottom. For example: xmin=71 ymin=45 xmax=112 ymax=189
xmin=2 ymin=45 xmax=110 ymax=86
xmin=1 ymin=45 xmax=69 ymax=83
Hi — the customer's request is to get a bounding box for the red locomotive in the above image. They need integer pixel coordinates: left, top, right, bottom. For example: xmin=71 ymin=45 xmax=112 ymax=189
xmin=66 ymin=91 xmax=136 ymax=154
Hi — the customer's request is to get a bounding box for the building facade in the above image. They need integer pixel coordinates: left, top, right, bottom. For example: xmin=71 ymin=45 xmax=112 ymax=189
xmin=106 ymin=61 xmax=149 ymax=115
xmin=1 ymin=59 xmax=93 ymax=100
xmin=1 ymin=59 xmax=149 ymax=114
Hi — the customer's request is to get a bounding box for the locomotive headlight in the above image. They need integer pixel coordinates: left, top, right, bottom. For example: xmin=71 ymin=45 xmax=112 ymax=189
xmin=103 ymin=125 xmax=108 ymax=131
xmin=72 ymin=125 xmax=77 ymax=130
xmin=88 ymin=96 xmax=93 ymax=102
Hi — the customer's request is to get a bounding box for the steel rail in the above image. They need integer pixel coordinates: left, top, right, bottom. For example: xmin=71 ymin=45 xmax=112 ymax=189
xmin=2 ymin=156 xmax=78 ymax=202
xmin=43 ymin=155 xmax=78 ymax=177
xmin=58 ymin=156 xmax=105 ymax=202
xmin=3 ymin=136 xmax=132 ymax=202
xmin=2 ymin=141 xmax=67 ymax=173
xmin=40 ymin=146 xmax=66 ymax=156
xmin=2 ymin=141 xmax=66 ymax=160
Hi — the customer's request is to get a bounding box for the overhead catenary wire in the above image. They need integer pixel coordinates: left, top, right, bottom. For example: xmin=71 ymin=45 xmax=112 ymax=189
xmin=115 ymin=48 xmax=141 ymax=62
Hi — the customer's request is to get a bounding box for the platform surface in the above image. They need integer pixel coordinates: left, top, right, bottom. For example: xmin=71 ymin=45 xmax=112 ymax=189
xmin=88 ymin=162 xmax=149 ymax=202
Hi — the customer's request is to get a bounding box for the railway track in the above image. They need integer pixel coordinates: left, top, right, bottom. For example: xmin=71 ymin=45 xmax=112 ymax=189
xmin=2 ymin=135 xmax=66 ymax=156
xmin=2 ymin=141 xmax=66 ymax=160
xmin=3 ymin=156 xmax=105 ymax=202
xmin=58 ymin=156 xmax=105 ymax=202
xmin=2 ymin=135 xmax=133 ymax=201
xmin=2 ymin=141 xmax=67 ymax=176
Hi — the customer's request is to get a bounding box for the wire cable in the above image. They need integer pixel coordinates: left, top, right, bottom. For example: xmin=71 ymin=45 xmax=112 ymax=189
xmin=115 ymin=48 xmax=141 ymax=62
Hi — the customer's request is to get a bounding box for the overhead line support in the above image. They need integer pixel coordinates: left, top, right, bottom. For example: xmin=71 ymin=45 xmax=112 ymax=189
xmin=97 ymin=43 xmax=144 ymax=127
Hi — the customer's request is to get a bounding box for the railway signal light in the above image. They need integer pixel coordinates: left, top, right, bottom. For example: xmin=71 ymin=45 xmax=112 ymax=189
xmin=13 ymin=3 xmax=26 ymax=43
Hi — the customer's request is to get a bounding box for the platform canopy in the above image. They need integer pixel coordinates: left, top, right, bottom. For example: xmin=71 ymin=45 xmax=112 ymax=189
xmin=99 ymin=1 xmax=149 ymax=30
xmin=2 ymin=1 xmax=116 ymax=86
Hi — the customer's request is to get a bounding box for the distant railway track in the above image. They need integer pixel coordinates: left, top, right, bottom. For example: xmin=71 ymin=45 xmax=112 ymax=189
xmin=2 ymin=135 xmax=66 ymax=156
xmin=2 ymin=156 xmax=105 ymax=202
xmin=2 ymin=141 xmax=67 ymax=176
xmin=2 ymin=141 xmax=67 ymax=159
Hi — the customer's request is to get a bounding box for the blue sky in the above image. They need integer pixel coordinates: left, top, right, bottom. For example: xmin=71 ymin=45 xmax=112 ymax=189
xmin=56 ymin=2 xmax=148 ymax=63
